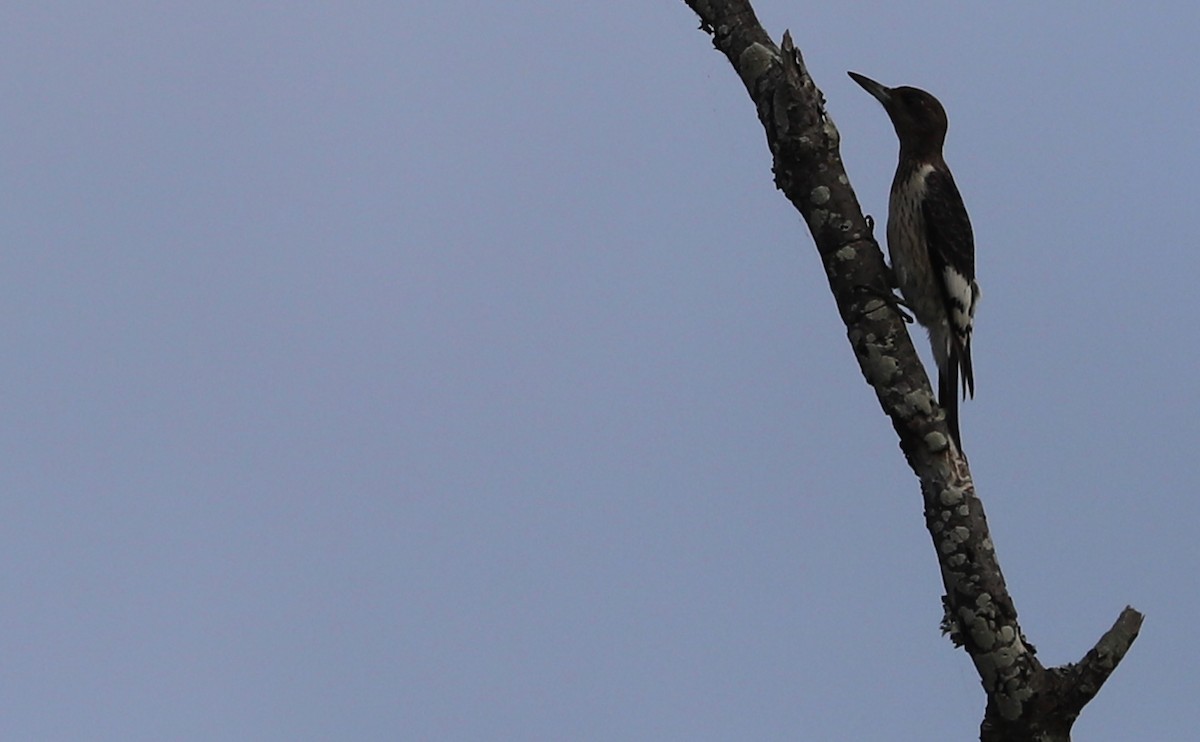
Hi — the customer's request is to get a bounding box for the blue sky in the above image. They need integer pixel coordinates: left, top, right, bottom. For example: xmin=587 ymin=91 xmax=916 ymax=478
xmin=2 ymin=2 xmax=1197 ymax=739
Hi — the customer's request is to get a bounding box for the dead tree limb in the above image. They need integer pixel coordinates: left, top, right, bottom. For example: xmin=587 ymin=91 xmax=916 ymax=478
xmin=681 ymin=2 xmax=1142 ymax=738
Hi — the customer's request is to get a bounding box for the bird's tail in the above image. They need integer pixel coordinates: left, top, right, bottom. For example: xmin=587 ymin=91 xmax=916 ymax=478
xmin=959 ymin=337 xmax=975 ymax=400
xmin=940 ymin=338 xmax=974 ymax=451
xmin=939 ymin=365 xmax=962 ymax=450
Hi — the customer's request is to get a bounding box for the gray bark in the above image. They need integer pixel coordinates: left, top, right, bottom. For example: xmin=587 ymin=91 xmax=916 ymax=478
xmin=682 ymin=2 xmax=1143 ymax=738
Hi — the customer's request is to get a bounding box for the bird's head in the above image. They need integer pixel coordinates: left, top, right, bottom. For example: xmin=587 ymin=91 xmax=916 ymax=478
xmin=848 ymin=72 xmax=949 ymax=157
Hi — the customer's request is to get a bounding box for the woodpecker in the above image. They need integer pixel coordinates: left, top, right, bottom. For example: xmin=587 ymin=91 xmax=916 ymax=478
xmin=848 ymin=71 xmax=980 ymax=449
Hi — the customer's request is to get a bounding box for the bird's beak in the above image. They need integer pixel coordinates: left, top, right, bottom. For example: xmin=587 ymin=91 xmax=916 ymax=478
xmin=847 ymin=71 xmax=892 ymax=106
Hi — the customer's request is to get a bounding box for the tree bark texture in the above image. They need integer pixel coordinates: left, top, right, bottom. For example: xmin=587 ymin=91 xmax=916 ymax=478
xmin=681 ymin=2 xmax=1143 ymax=739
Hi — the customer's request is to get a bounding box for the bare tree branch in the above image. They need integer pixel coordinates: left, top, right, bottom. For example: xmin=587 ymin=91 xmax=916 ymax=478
xmin=682 ymin=2 xmax=1143 ymax=738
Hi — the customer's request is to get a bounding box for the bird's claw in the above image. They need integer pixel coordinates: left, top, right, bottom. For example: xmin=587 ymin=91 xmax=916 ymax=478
xmin=852 ymin=284 xmax=914 ymax=323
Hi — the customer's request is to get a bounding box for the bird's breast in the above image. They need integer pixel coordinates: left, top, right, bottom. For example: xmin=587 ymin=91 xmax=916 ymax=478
xmin=886 ymin=164 xmax=943 ymax=327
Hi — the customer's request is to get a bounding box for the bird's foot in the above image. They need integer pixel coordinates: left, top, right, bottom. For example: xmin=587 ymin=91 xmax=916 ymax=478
xmin=852 ymin=284 xmax=913 ymax=323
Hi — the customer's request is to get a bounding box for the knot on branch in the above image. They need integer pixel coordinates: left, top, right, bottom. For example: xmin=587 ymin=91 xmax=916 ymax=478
xmin=767 ymin=32 xmax=838 ymax=167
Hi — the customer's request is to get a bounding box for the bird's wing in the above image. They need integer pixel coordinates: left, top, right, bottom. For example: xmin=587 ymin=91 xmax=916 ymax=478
xmin=922 ymin=167 xmax=978 ymax=400
xmin=921 ymin=168 xmax=975 ymax=297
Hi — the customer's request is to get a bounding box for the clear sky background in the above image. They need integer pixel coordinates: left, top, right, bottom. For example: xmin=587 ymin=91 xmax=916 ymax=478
xmin=2 ymin=2 xmax=1196 ymax=740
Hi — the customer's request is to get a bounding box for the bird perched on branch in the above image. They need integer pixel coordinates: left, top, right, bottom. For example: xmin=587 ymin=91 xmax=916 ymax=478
xmin=848 ymin=71 xmax=980 ymax=450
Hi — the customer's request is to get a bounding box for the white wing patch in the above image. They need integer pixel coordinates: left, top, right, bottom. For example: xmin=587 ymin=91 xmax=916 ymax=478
xmin=942 ymin=266 xmax=977 ymax=338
